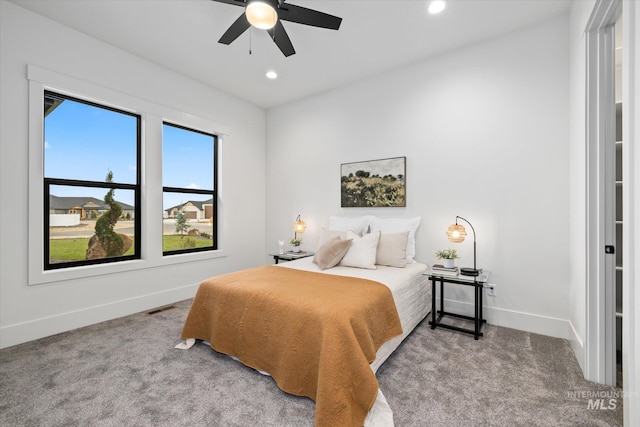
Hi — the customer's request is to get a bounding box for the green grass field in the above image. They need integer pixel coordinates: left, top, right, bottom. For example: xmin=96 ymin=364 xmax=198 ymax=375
xmin=49 ymin=235 xmax=213 ymax=261
xmin=162 ymin=235 xmax=213 ymax=251
xmin=341 ymin=175 xmax=405 ymax=207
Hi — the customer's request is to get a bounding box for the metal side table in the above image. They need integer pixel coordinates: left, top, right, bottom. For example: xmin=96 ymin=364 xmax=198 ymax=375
xmin=425 ymin=269 xmax=490 ymax=340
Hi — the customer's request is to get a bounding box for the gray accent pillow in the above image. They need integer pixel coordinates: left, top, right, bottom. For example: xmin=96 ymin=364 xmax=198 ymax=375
xmin=313 ymin=237 xmax=353 ymax=270
xmin=376 ymin=232 xmax=409 ymax=268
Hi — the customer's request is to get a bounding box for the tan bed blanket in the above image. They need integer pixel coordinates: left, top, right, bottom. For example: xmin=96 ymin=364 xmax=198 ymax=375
xmin=181 ymin=265 xmax=403 ymax=427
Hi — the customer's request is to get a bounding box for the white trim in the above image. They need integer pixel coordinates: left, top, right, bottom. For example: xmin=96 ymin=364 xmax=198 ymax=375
xmin=569 ymin=321 xmax=585 ymax=371
xmin=584 ymin=0 xmax=619 ymax=387
xmin=622 ymin=1 xmax=639 ymax=425
xmin=0 ymin=283 xmax=199 ymax=349
xmin=27 ymin=64 xmax=228 ymax=286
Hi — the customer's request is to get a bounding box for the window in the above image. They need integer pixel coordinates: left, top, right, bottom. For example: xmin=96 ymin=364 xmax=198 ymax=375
xmin=44 ymin=91 xmax=141 ymax=270
xmin=162 ymin=123 xmax=217 ymax=255
xmin=29 ymin=65 xmax=227 ymax=285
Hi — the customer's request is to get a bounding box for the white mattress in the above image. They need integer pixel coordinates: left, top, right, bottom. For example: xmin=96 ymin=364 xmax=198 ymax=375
xmin=277 ymin=257 xmax=431 ymax=371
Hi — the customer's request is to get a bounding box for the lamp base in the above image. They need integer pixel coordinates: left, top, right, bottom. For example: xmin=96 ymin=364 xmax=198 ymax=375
xmin=460 ymin=267 xmax=482 ymax=276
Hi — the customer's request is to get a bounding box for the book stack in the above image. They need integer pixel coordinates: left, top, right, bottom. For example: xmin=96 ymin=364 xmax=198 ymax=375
xmin=286 ymin=251 xmax=307 ymax=257
xmin=431 ymin=264 xmax=459 ymax=276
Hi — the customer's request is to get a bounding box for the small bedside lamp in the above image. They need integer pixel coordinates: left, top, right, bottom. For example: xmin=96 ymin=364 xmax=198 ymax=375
xmin=293 ymin=214 xmax=306 ymax=239
xmin=446 ymin=216 xmax=481 ymax=276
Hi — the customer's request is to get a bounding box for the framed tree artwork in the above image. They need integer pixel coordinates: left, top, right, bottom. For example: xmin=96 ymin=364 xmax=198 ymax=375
xmin=340 ymin=157 xmax=406 ymax=207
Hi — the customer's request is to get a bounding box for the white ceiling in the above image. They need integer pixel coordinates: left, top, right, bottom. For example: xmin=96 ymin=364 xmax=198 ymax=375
xmin=11 ymin=0 xmax=571 ymax=109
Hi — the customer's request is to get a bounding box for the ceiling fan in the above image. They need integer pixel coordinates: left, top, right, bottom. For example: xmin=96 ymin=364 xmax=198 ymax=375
xmin=211 ymin=0 xmax=342 ymax=57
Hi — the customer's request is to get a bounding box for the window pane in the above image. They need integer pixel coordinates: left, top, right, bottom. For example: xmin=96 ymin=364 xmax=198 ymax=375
xmin=49 ymin=185 xmax=136 ymax=265
xmin=162 ymin=124 xmax=214 ymax=190
xmin=163 ymin=192 xmax=214 ymax=252
xmin=43 ymin=91 xmax=140 ymax=271
xmin=44 ymin=93 xmax=138 ymax=184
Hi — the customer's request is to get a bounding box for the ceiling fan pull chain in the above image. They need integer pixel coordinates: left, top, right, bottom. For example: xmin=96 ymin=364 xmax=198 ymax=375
xmin=249 ymin=27 xmax=252 ymax=55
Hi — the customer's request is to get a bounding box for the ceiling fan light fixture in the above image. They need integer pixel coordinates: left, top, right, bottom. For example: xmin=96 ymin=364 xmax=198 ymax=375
xmin=246 ymin=0 xmax=278 ymax=30
xmin=428 ymin=0 xmax=446 ymax=15
xmin=214 ymin=0 xmax=342 ymax=57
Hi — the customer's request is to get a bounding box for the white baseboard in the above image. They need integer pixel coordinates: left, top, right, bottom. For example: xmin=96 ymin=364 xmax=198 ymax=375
xmin=0 ymin=284 xmax=199 ymax=349
xmin=567 ymin=321 xmax=585 ymax=371
xmin=2 ymin=291 xmax=582 ymax=352
xmin=441 ymin=298 xmax=574 ymax=340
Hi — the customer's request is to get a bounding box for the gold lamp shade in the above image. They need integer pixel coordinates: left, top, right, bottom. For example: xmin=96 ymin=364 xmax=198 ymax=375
xmin=293 ymin=215 xmax=307 ymax=235
xmin=446 ymin=223 xmax=467 ymax=243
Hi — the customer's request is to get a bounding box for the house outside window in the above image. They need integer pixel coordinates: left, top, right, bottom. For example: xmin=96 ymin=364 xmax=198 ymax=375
xmin=162 ymin=122 xmax=217 ymax=255
xmin=44 ymin=91 xmax=141 ymax=270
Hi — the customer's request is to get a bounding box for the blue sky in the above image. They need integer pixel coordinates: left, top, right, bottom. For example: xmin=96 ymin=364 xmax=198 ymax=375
xmin=45 ymin=97 xmax=214 ymax=210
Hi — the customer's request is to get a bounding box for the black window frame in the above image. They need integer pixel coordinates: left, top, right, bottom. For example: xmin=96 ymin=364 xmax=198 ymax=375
xmin=162 ymin=122 xmax=218 ymax=256
xmin=43 ymin=90 xmax=142 ymax=270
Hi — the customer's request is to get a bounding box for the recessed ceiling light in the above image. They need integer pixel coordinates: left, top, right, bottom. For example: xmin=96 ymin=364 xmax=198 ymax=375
xmin=428 ymin=0 xmax=446 ymax=15
xmin=266 ymin=70 xmax=278 ymax=79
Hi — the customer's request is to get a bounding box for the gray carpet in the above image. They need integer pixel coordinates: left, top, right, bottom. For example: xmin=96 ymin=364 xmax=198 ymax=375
xmin=0 ymin=299 xmax=623 ymax=426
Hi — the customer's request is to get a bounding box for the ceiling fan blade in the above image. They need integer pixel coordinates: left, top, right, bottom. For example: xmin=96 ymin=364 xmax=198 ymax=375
xmin=277 ymin=4 xmax=342 ymax=30
xmin=209 ymin=0 xmax=246 ymax=8
xmin=218 ymin=13 xmax=251 ymax=45
xmin=267 ymin=20 xmax=295 ymax=57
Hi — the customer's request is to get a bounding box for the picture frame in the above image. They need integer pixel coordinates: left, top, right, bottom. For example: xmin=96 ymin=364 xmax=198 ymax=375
xmin=340 ymin=156 xmax=406 ymax=207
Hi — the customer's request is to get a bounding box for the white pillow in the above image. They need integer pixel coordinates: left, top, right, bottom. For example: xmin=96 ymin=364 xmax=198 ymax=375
xmin=370 ymin=217 xmax=421 ymax=263
xmin=329 ymin=215 xmax=371 ymax=234
xmin=339 ymin=230 xmax=381 ymax=269
xmin=317 ymin=228 xmax=348 ymax=248
xmin=376 ymin=232 xmax=409 ymax=268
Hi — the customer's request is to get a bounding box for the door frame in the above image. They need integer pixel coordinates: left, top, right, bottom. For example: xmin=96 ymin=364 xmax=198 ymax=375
xmin=585 ymin=1 xmax=640 ymax=424
xmin=621 ymin=2 xmax=639 ymax=425
xmin=584 ymin=0 xmax=620 ymax=387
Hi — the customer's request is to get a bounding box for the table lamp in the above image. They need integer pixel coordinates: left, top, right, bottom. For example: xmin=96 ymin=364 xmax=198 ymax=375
xmin=293 ymin=214 xmax=306 ymax=239
xmin=446 ymin=216 xmax=481 ymax=276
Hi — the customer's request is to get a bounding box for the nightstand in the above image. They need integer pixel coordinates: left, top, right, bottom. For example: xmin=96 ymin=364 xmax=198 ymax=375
xmin=424 ymin=269 xmax=490 ymax=340
xmin=269 ymin=251 xmax=314 ymax=264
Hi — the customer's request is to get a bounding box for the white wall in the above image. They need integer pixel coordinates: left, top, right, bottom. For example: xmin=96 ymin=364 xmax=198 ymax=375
xmin=266 ymin=16 xmax=571 ymax=338
xmin=0 ymin=1 xmax=267 ymax=348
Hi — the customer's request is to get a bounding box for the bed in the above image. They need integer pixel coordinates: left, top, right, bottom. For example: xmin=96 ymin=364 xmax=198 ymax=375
xmin=178 ymin=216 xmax=430 ymax=426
